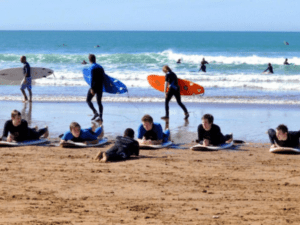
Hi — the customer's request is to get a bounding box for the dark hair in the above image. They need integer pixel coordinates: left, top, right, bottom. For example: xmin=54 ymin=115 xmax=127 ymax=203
xmin=11 ymin=110 xmax=21 ymax=118
xmin=124 ymin=128 xmax=134 ymax=138
xmin=89 ymin=54 xmax=96 ymax=63
xmin=70 ymin=122 xmax=81 ymax=131
xmin=141 ymin=114 xmax=153 ymax=124
xmin=162 ymin=65 xmax=172 ymax=72
xmin=202 ymin=114 xmax=214 ymax=124
xmin=276 ymin=124 xmax=288 ymax=133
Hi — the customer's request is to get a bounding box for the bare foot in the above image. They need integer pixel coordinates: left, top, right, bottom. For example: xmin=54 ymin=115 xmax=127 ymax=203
xmin=22 ymin=99 xmax=28 ymax=103
xmin=42 ymin=126 xmax=49 ymax=138
xmin=100 ymin=152 xmax=108 ymax=163
xmin=94 ymin=151 xmax=103 ymax=161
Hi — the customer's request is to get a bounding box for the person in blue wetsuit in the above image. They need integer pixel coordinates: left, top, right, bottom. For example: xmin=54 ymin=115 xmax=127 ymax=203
xmin=263 ymin=63 xmax=274 ymax=74
xmin=94 ymin=128 xmax=139 ymax=162
xmin=199 ymin=58 xmax=209 ymax=72
xmin=20 ymin=56 xmax=32 ymax=102
xmin=86 ymin=54 xmax=105 ymax=121
xmin=161 ymin=65 xmax=189 ymax=120
xmin=60 ymin=121 xmax=104 ymax=145
xmin=137 ymin=114 xmax=170 ymax=146
xmin=268 ymin=124 xmax=300 ymax=148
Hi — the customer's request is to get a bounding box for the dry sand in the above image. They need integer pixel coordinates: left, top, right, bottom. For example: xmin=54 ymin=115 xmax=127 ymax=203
xmin=1 ymin=141 xmax=300 ymax=224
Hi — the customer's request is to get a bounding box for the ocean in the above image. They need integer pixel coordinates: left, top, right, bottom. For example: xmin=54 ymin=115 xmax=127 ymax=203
xmin=0 ymin=31 xmax=300 ymax=104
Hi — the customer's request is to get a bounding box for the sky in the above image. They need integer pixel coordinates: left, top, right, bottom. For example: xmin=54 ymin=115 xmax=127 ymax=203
xmin=0 ymin=0 xmax=299 ymax=31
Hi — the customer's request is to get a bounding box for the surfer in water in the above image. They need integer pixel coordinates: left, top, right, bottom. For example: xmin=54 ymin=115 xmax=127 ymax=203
xmin=161 ymin=65 xmax=189 ymax=120
xmin=263 ymin=63 xmax=274 ymax=74
xmin=197 ymin=114 xmax=233 ymax=147
xmin=268 ymin=124 xmax=300 ymax=148
xmin=20 ymin=56 xmax=32 ymax=102
xmin=199 ymin=58 xmax=209 ymax=72
xmin=81 ymin=60 xmax=87 ymax=65
xmin=86 ymin=54 xmax=105 ymax=121
xmin=284 ymin=58 xmax=290 ymax=65
xmin=177 ymin=59 xmax=182 ymax=64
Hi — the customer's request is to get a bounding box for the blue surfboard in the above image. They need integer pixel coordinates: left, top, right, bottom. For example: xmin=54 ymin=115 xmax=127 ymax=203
xmin=83 ymin=68 xmax=128 ymax=94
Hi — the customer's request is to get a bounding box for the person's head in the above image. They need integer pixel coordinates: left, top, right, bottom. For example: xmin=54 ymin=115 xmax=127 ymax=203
xmin=276 ymin=124 xmax=288 ymax=140
xmin=285 ymin=58 xmax=288 ymax=61
xmin=124 ymin=128 xmax=134 ymax=139
xmin=201 ymin=114 xmax=214 ymax=131
xmin=268 ymin=63 xmax=271 ymax=66
xmin=88 ymin=54 xmax=96 ymax=63
xmin=20 ymin=56 xmax=26 ymax=63
xmin=203 ymin=58 xmax=205 ymax=60
xmin=162 ymin=65 xmax=172 ymax=74
xmin=11 ymin=110 xmax=22 ymax=126
xmin=141 ymin=114 xmax=153 ymax=131
xmin=69 ymin=122 xmax=81 ymax=138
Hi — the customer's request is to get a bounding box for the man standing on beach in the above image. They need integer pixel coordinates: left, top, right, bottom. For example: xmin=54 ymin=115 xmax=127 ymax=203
xmin=86 ymin=54 xmax=104 ymax=122
xmin=20 ymin=56 xmax=32 ymax=102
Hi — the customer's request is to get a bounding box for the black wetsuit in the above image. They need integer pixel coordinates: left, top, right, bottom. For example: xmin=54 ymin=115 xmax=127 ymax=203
xmin=2 ymin=119 xmax=47 ymax=142
xmin=264 ymin=65 xmax=274 ymax=74
xmin=284 ymin=61 xmax=290 ymax=65
xmin=106 ymin=136 xmax=139 ymax=161
xmin=199 ymin=60 xmax=209 ymax=72
xmin=86 ymin=63 xmax=104 ymax=120
xmin=165 ymin=71 xmax=188 ymax=117
xmin=268 ymin=129 xmax=300 ymax=148
xmin=197 ymin=124 xmax=231 ymax=146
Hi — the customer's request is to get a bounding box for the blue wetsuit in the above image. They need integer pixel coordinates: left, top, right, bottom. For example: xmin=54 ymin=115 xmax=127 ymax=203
xmin=61 ymin=127 xmax=103 ymax=142
xmin=138 ymin=123 xmax=170 ymax=143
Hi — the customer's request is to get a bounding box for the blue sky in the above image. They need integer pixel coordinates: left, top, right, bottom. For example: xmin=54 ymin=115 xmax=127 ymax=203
xmin=0 ymin=0 xmax=299 ymax=31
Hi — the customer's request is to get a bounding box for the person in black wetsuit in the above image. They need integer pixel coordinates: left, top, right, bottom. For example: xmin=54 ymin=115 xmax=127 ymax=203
xmin=94 ymin=128 xmax=139 ymax=162
xmin=199 ymin=58 xmax=209 ymax=72
xmin=86 ymin=54 xmax=105 ymax=121
xmin=268 ymin=124 xmax=300 ymax=148
xmin=1 ymin=110 xmax=48 ymax=142
xmin=284 ymin=58 xmax=290 ymax=65
xmin=263 ymin=63 xmax=274 ymax=74
xmin=161 ymin=65 xmax=189 ymax=120
xmin=197 ymin=114 xmax=232 ymax=146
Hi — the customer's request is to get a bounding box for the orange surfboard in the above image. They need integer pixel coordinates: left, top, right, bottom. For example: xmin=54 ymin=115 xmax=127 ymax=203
xmin=147 ymin=75 xmax=205 ymax=96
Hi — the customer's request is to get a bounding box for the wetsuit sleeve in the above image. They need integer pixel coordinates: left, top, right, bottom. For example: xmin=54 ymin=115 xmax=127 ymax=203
xmin=61 ymin=131 xmax=74 ymax=141
xmin=133 ymin=141 xmax=140 ymax=156
xmin=137 ymin=124 xmax=145 ymax=139
xmin=198 ymin=124 xmax=204 ymax=142
xmin=264 ymin=66 xmax=270 ymax=73
xmin=2 ymin=120 xmax=10 ymax=140
xmin=155 ymin=124 xmax=163 ymax=140
xmin=205 ymin=61 xmax=209 ymax=64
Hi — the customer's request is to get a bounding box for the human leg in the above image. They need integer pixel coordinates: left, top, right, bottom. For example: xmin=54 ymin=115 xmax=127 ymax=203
xmin=268 ymin=129 xmax=276 ymax=145
xmin=95 ymin=90 xmax=103 ymax=121
xmin=173 ymin=90 xmax=189 ymax=119
xmin=86 ymin=89 xmax=99 ymax=120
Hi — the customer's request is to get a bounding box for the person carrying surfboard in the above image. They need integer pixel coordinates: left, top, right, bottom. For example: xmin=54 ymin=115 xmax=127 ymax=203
xmin=138 ymin=114 xmax=170 ymax=146
xmin=197 ymin=114 xmax=232 ymax=147
xmin=199 ymin=58 xmax=209 ymax=72
xmin=86 ymin=54 xmax=105 ymax=121
xmin=161 ymin=65 xmax=189 ymax=120
xmin=2 ymin=110 xmax=48 ymax=142
xmin=94 ymin=128 xmax=139 ymax=163
xmin=268 ymin=124 xmax=300 ymax=148
xmin=263 ymin=63 xmax=274 ymax=74
xmin=20 ymin=56 xmax=32 ymax=102
xmin=60 ymin=121 xmax=104 ymax=145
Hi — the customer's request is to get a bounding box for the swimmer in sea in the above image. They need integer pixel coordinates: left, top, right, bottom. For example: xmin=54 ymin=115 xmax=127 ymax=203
xmin=81 ymin=60 xmax=87 ymax=65
xmin=284 ymin=58 xmax=290 ymax=65
xmin=199 ymin=58 xmax=209 ymax=72
xmin=177 ymin=59 xmax=181 ymax=64
xmin=263 ymin=63 xmax=274 ymax=74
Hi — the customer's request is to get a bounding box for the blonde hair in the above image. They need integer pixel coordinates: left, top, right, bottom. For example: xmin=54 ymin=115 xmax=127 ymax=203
xmin=162 ymin=65 xmax=172 ymax=72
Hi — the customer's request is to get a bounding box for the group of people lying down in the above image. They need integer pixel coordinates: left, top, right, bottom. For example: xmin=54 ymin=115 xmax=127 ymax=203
xmin=1 ymin=110 xmax=299 ymax=162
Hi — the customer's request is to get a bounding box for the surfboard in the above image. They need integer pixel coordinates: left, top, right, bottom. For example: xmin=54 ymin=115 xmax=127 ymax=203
xmin=0 ymin=138 xmax=48 ymax=147
xmin=147 ymin=75 xmax=204 ymax=96
xmin=61 ymin=138 xmax=108 ymax=148
xmin=190 ymin=141 xmax=233 ymax=151
xmin=0 ymin=67 xmax=54 ymax=85
xmin=83 ymin=68 xmax=128 ymax=94
xmin=139 ymin=141 xmax=173 ymax=149
xmin=269 ymin=146 xmax=300 ymax=154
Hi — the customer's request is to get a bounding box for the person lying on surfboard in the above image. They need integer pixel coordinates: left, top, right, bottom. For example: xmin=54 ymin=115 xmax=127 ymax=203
xmin=60 ymin=121 xmax=104 ymax=145
xmin=161 ymin=65 xmax=189 ymax=120
xmin=94 ymin=128 xmax=139 ymax=163
xmin=197 ymin=114 xmax=232 ymax=147
xmin=137 ymin=114 xmax=170 ymax=146
xmin=2 ymin=110 xmax=48 ymax=142
xmin=268 ymin=124 xmax=300 ymax=148
xmin=262 ymin=63 xmax=274 ymax=74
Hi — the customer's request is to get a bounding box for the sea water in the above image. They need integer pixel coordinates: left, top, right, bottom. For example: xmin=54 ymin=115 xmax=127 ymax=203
xmin=0 ymin=31 xmax=300 ymax=104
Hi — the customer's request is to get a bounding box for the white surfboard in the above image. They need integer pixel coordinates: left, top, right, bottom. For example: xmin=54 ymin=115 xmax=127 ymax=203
xmin=139 ymin=141 xmax=173 ymax=149
xmin=61 ymin=138 xmax=108 ymax=148
xmin=270 ymin=146 xmax=300 ymax=154
xmin=0 ymin=67 xmax=54 ymax=85
xmin=0 ymin=138 xmax=48 ymax=147
xmin=191 ymin=141 xmax=234 ymax=151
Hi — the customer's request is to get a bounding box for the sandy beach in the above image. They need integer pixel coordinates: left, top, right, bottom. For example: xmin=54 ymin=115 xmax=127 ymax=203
xmin=1 ymin=141 xmax=300 ymax=224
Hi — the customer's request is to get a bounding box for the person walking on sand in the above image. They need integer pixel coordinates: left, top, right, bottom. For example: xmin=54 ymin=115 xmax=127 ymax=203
xmin=161 ymin=65 xmax=189 ymax=120
xmin=199 ymin=58 xmax=209 ymax=72
xmin=20 ymin=56 xmax=32 ymax=102
xmin=263 ymin=63 xmax=274 ymax=74
xmin=86 ymin=54 xmax=105 ymax=121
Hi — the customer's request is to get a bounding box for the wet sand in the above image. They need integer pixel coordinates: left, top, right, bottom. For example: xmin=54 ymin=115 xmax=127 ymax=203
xmin=1 ymin=142 xmax=300 ymax=224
